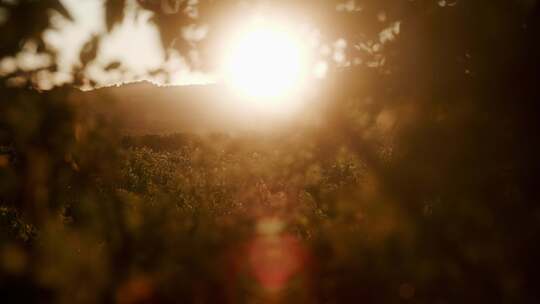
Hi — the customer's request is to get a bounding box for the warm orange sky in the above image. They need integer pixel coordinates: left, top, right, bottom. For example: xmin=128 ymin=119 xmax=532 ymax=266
xmin=46 ymin=0 xmax=212 ymax=86
xmin=0 ymin=0 xmax=401 ymax=91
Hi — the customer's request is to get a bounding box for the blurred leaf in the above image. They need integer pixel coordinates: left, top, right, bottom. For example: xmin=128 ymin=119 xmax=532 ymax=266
xmin=79 ymin=35 xmax=100 ymax=67
xmin=105 ymin=0 xmax=126 ymax=32
xmin=50 ymin=0 xmax=73 ymax=21
xmin=104 ymin=61 xmax=122 ymax=71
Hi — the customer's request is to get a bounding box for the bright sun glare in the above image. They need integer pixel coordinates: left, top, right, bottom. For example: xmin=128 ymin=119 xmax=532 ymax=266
xmin=221 ymin=20 xmax=308 ymax=107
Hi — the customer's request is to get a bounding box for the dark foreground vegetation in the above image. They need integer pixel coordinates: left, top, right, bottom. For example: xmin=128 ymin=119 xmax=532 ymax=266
xmin=2 ymin=0 xmax=540 ymax=303
xmin=1 ymin=83 xmax=540 ymax=303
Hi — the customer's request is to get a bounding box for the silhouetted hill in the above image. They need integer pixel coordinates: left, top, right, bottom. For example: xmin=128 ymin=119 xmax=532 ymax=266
xmin=72 ymin=81 xmax=325 ymax=134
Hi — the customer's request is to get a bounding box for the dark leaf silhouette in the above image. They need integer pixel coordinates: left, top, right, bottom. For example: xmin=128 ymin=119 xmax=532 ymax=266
xmin=79 ymin=35 xmax=100 ymax=67
xmin=104 ymin=61 xmax=122 ymax=71
xmin=105 ymin=0 xmax=126 ymax=31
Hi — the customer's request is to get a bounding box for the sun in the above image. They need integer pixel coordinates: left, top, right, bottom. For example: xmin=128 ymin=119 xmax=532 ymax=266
xmin=220 ymin=20 xmax=308 ymax=106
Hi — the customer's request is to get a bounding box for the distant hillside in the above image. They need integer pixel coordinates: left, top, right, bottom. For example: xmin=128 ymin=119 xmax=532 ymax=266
xmin=70 ymin=81 xmax=327 ymax=135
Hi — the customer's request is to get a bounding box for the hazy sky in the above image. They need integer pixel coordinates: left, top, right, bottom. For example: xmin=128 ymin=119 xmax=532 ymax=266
xmin=46 ymin=0 xmax=211 ymax=86
xmin=0 ymin=0 xmax=400 ymax=90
